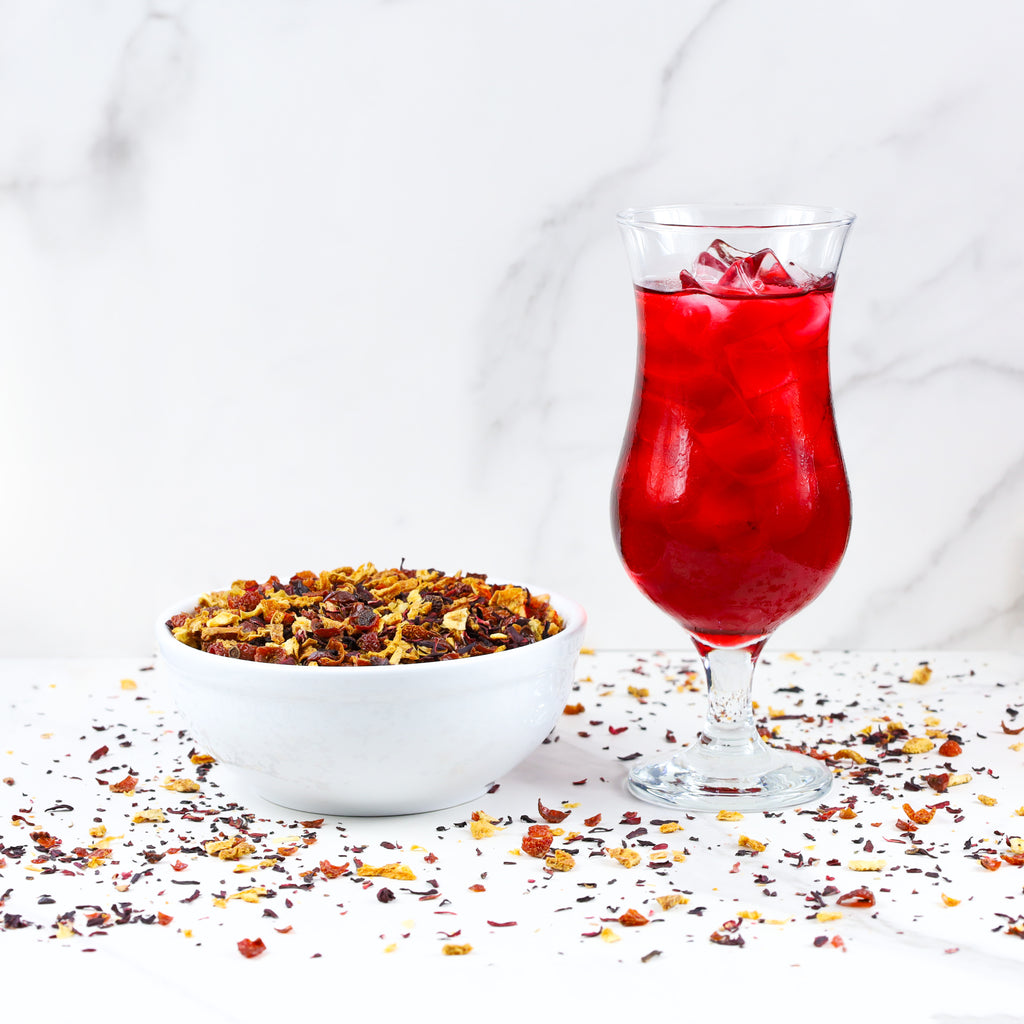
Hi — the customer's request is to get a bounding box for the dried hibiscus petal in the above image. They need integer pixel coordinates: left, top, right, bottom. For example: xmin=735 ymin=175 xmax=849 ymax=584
xmin=923 ymin=773 xmax=950 ymax=793
xmin=710 ymin=924 xmax=745 ymax=947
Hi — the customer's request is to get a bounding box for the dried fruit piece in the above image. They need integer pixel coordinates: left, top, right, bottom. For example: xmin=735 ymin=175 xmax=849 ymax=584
xmin=716 ymin=810 xmax=744 ymax=821
xmin=205 ymin=837 xmax=256 ymax=861
xmin=469 ymin=812 xmax=501 ymax=839
xmin=836 ymin=887 xmax=876 ymax=908
xmin=537 ymin=798 xmax=570 ymax=823
xmin=319 ymin=859 xmax=349 ymax=879
xmin=237 ymin=937 xmax=266 ymax=958
xmin=215 ymin=887 xmax=268 ymax=907
xmin=907 ymin=665 xmax=932 ymax=685
xmin=656 ymin=894 xmax=688 ymax=910
xmin=848 ymin=859 xmax=886 ymax=872
xmin=521 ymin=827 xmax=553 ymax=858
xmin=903 ymin=803 xmax=936 ymax=825
xmin=938 ymin=739 xmax=962 ymax=757
xmin=902 ymin=737 xmax=935 ymax=755
xmin=162 ymin=777 xmax=201 ymax=792
xmin=442 ymin=943 xmax=472 ymax=955
xmin=618 ymin=908 xmax=648 ymax=927
xmin=607 ymin=847 xmax=641 ymax=868
xmin=131 ymin=809 xmax=166 ymax=824
xmin=738 ymin=835 xmax=767 ymax=853
xmin=356 ymin=862 xmax=416 ymax=880
xmin=832 ymin=748 xmax=866 ymax=764
xmin=545 ymin=850 xmax=575 ymax=872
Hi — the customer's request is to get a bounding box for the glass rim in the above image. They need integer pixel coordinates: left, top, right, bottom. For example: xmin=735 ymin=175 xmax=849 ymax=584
xmin=617 ymin=202 xmax=856 ymax=231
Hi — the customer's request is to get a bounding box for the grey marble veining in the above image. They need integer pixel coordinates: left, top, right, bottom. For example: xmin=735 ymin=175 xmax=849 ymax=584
xmin=0 ymin=0 xmax=1021 ymax=655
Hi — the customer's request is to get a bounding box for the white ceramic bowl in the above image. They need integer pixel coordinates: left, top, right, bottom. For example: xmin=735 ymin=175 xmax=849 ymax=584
xmin=155 ymin=587 xmax=586 ymax=816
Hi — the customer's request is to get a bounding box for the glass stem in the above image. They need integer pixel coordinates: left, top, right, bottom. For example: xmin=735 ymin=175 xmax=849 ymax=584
xmin=692 ymin=638 xmax=769 ymax=761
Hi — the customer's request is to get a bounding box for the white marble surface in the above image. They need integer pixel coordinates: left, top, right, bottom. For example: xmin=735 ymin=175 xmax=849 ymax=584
xmin=2 ymin=651 xmax=1024 ymax=1020
xmin=1 ymin=1 xmax=1022 ymax=657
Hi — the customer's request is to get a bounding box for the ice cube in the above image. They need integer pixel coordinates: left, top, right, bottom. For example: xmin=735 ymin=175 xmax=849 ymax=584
xmin=678 ymin=269 xmax=703 ymax=292
xmin=689 ymin=405 xmax=776 ymax=479
xmin=716 ymin=248 xmax=795 ymax=296
xmin=691 ymin=238 xmax=751 ymax=289
xmin=682 ymin=469 xmax=763 ymax=555
xmin=723 ymin=332 xmax=796 ymax=400
xmin=783 ymin=260 xmax=816 ymax=289
xmin=707 ymin=238 xmax=751 ymax=265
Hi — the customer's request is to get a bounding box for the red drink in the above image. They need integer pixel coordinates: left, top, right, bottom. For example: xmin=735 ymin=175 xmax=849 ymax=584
xmin=614 ymin=275 xmax=851 ymax=647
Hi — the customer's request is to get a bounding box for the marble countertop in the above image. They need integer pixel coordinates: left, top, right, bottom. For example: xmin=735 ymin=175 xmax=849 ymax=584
xmin=3 ymin=650 xmax=1023 ymax=1020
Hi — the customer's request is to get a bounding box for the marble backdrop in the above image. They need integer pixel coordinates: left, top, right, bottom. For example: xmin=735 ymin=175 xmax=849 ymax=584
xmin=1 ymin=0 xmax=1021 ymax=657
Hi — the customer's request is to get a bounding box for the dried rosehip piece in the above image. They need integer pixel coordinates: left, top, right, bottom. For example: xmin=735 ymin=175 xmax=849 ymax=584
xmin=237 ymin=937 xmax=266 ymax=958
xmin=903 ymin=803 xmax=936 ymax=825
xmin=618 ymin=908 xmax=649 ymax=927
xmin=836 ymin=887 xmax=875 ymax=908
xmin=537 ymin=797 xmax=570 ymax=823
xmin=522 ymin=826 xmax=553 ymax=858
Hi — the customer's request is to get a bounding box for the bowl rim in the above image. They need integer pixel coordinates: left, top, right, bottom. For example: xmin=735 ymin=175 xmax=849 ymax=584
xmin=155 ymin=583 xmax=586 ymax=679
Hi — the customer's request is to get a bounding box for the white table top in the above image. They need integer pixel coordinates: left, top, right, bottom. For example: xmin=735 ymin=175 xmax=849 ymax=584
xmin=2 ymin=651 xmax=1023 ymax=1019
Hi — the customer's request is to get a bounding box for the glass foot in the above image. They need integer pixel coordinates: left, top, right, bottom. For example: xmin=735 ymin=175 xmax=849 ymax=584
xmin=627 ymin=744 xmax=833 ymax=813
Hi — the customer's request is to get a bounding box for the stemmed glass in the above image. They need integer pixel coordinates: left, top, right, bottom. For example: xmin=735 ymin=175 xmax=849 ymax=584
xmin=613 ymin=203 xmax=855 ymax=811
